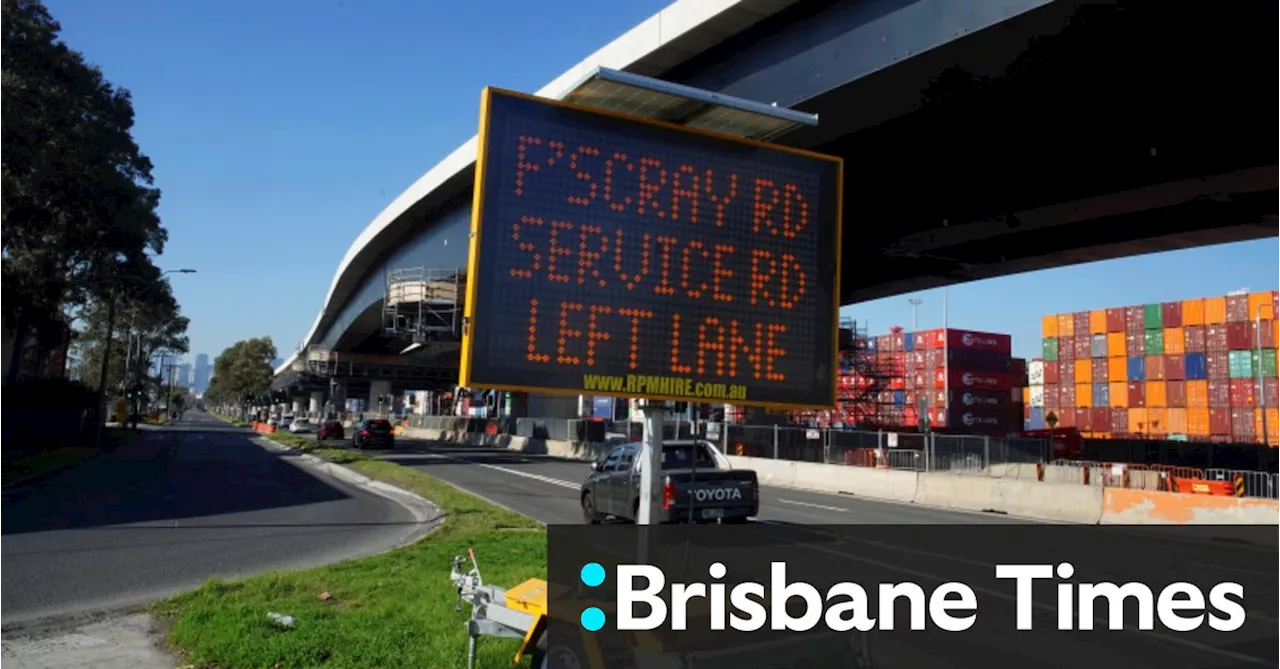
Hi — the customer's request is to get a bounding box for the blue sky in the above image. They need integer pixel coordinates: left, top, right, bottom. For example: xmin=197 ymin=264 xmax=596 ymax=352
xmin=47 ymin=0 xmax=1276 ymax=365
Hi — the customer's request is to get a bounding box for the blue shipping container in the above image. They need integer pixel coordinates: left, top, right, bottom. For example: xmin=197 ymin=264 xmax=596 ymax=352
xmin=903 ymin=332 xmax=915 ymax=352
xmin=1184 ymin=352 xmax=1207 ymax=380
xmin=1093 ymin=382 xmax=1109 ymax=407
xmin=1028 ymin=407 xmax=1047 ymax=431
xmin=893 ymin=390 xmax=905 ymax=407
xmin=1127 ymin=356 xmax=1145 ymax=382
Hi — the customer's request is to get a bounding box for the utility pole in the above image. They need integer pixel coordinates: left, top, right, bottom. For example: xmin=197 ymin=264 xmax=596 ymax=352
xmin=908 ymin=298 xmax=922 ymax=332
xmin=1256 ymin=303 xmax=1271 ymax=449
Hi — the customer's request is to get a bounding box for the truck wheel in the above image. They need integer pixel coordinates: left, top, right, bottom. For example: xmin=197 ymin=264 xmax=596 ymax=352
xmin=528 ymin=627 xmax=549 ymax=668
xmin=581 ymin=493 xmax=601 ymax=524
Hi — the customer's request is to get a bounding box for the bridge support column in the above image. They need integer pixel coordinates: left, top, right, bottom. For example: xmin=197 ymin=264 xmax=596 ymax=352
xmin=369 ymin=380 xmax=391 ymax=416
xmin=291 ymin=397 xmax=305 ymax=416
xmin=309 ymin=391 xmax=323 ymax=417
xmin=331 ymin=381 xmax=347 ymax=415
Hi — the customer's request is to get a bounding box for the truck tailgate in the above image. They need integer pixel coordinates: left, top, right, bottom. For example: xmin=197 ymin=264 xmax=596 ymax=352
xmin=667 ymin=470 xmax=758 ymax=507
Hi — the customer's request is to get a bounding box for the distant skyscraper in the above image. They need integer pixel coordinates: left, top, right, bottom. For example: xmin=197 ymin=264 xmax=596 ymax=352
xmin=194 ymin=353 xmax=211 ymax=393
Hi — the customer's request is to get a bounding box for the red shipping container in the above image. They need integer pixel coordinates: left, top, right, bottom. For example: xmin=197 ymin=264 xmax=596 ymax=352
xmin=1043 ymin=362 xmax=1061 ymax=385
xmin=1161 ymin=301 xmax=1183 ymax=328
xmin=1182 ymin=325 xmax=1206 ymax=353
xmin=892 ymin=332 xmax=906 ymax=350
xmin=1072 ymin=312 xmax=1090 ymax=335
xmin=1264 ymin=378 xmax=1279 ymax=408
xmin=1058 ymin=337 xmax=1075 ymax=361
xmin=1105 ymin=308 xmax=1126 ymax=333
xmin=1091 ymin=407 xmax=1111 ymax=432
xmin=911 ymin=330 xmax=934 ymax=350
xmin=1110 ymin=407 xmax=1128 ymax=433
xmin=936 ymin=329 xmax=1013 ymax=356
xmin=1056 ymin=407 xmax=1076 ymax=428
xmin=1125 ymin=306 xmax=1145 ymax=333
xmin=935 ymin=368 xmax=1014 ymax=392
xmin=1043 ymin=383 xmax=1060 ymax=410
xmin=876 ymin=335 xmax=892 ymax=351
xmin=1165 ymin=380 xmax=1187 ymax=408
xmin=1091 ymin=358 xmax=1109 ymax=382
xmin=1058 ymin=360 xmax=1075 ymax=386
xmin=1229 ymin=379 xmax=1255 ymax=407
xmin=1207 ymin=379 xmax=1230 ymax=408
xmin=1009 ymin=358 xmax=1028 ymax=385
xmin=1125 ymin=332 xmax=1144 ymax=357
xmin=1073 ymin=407 xmax=1090 ymax=431
xmin=1226 ymin=322 xmax=1251 ymax=351
xmin=1127 ymin=382 xmax=1146 ymax=408
xmin=1074 ymin=335 xmax=1091 ymax=359
xmin=1164 ymin=354 xmax=1185 ymax=381
xmin=1060 ymin=383 xmax=1077 ymax=407
xmin=1209 ymin=408 xmax=1231 ymax=435
xmin=1206 ymin=352 xmax=1229 ymax=380
xmin=1230 ymin=407 xmax=1255 ymax=439
xmin=1226 ymin=294 xmax=1249 ymax=323
xmin=1144 ymin=355 xmax=1166 ymax=381
xmin=1205 ymin=325 xmax=1229 ymax=353
xmin=1250 ymin=320 xmax=1277 ymax=350
xmin=947 ymin=402 xmax=1016 ymax=434
xmin=903 ymin=390 xmax=918 ymax=407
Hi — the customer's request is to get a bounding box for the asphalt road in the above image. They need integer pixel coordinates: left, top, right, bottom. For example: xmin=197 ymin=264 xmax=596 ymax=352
xmin=1 ymin=410 xmax=420 ymax=627
xmin=379 ymin=440 xmax=1278 ymax=668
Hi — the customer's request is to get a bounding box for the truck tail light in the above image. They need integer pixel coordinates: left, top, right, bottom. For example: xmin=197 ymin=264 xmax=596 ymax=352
xmin=662 ymin=479 xmax=675 ymax=510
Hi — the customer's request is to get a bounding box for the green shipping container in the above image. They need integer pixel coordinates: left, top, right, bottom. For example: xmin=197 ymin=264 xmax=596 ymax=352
xmin=1143 ymin=328 xmax=1164 ymax=355
xmin=1143 ymin=303 xmax=1163 ymax=330
xmin=1042 ymin=337 xmax=1059 ymax=362
xmin=1252 ymin=349 xmax=1278 ymax=378
xmin=1228 ymin=350 xmax=1253 ymax=379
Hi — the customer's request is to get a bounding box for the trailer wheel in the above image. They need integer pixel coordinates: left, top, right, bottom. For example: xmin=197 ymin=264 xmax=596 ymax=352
xmin=528 ymin=631 xmax=548 ymax=668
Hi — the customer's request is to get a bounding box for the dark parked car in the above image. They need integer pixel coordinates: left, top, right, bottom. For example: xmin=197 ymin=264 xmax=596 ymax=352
xmin=352 ymin=418 xmax=395 ymax=449
xmin=316 ymin=420 xmax=345 ymax=441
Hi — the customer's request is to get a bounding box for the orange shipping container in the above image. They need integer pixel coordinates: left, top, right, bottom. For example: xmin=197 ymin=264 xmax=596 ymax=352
xmin=1022 ymin=387 xmax=1030 ymax=404
xmin=1075 ymin=383 xmax=1092 ymax=408
xmin=1057 ymin=313 xmax=1074 ymax=338
xmin=1106 ymin=357 xmax=1127 ymax=383
xmin=1042 ymin=315 xmax=1058 ymax=338
xmin=1182 ymin=298 xmax=1205 ymax=326
xmin=1185 ymin=380 xmax=1209 ymax=408
xmin=1106 ymin=332 xmax=1126 ymax=358
xmin=1186 ymin=407 xmax=1211 ymax=436
xmin=1248 ymin=291 xmax=1275 ymax=322
xmin=1163 ymin=327 xmax=1185 ymax=354
xmin=1109 ymin=381 xmax=1129 ymax=408
xmin=1165 ymin=408 xmax=1188 ymax=435
xmin=1255 ymin=408 xmax=1279 ymax=446
xmin=1146 ymin=408 xmax=1168 ymax=435
xmin=1146 ymin=381 xmax=1168 ymax=407
xmin=1128 ymin=408 xmax=1148 ymax=434
xmin=1075 ymin=359 xmax=1093 ymax=384
xmin=1089 ymin=309 xmax=1107 ymax=335
xmin=1204 ymin=296 xmax=1227 ymax=324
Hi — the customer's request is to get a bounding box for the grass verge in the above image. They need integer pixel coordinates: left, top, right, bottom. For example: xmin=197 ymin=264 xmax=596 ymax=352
xmin=153 ymin=427 xmax=547 ymax=668
xmin=1 ymin=427 xmax=138 ymax=489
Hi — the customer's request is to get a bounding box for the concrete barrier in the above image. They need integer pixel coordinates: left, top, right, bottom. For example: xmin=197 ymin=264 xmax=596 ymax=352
xmin=406 ymin=428 xmax=1277 ymax=526
xmin=1100 ymin=487 xmax=1280 ymax=525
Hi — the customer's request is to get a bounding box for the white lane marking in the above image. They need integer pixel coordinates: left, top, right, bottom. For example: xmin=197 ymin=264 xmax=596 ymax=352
xmin=778 ymin=498 xmax=847 ymax=513
xmin=416 ymin=452 xmax=579 ymax=490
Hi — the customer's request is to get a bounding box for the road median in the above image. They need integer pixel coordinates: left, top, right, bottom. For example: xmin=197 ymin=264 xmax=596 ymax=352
xmin=154 ymin=422 xmax=547 ymax=667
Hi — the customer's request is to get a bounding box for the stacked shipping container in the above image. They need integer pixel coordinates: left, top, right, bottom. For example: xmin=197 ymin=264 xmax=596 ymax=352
xmin=1030 ymin=291 xmax=1280 ymax=445
xmin=853 ymin=328 xmax=1021 ymax=436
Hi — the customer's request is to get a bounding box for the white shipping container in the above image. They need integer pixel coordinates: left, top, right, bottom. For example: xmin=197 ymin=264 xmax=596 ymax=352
xmin=1028 ymin=360 xmax=1045 ymax=385
xmin=1029 ymin=384 xmax=1046 ymax=408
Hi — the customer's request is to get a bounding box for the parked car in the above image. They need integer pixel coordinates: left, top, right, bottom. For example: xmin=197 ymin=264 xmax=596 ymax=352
xmin=316 ymin=420 xmax=345 ymax=441
xmin=288 ymin=418 xmax=314 ymax=434
xmin=352 ymin=418 xmax=395 ymax=449
xmin=580 ymin=440 xmax=758 ymax=524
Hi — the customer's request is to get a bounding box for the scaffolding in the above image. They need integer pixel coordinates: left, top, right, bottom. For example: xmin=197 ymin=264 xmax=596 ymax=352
xmin=382 ymin=267 xmax=464 ymax=342
xmin=788 ymin=318 xmax=897 ymax=428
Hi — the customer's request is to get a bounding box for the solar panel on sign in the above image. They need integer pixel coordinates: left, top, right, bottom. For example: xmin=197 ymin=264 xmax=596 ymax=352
xmin=459 ymin=87 xmax=843 ymax=410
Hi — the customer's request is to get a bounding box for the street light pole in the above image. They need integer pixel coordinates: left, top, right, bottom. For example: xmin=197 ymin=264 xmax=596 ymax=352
xmin=908 ymin=298 xmax=922 ymax=332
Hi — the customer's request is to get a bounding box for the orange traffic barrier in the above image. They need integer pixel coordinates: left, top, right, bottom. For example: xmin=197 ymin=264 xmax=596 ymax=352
xmin=1170 ymin=478 xmax=1234 ymax=496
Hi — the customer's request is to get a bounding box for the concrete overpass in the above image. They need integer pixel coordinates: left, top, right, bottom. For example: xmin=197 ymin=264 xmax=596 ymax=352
xmin=272 ymin=0 xmax=1277 ymax=409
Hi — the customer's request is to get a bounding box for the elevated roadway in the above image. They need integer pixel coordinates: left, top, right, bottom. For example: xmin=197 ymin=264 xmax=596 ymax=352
xmin=276 ymin=0 xmax=1277 ymax=397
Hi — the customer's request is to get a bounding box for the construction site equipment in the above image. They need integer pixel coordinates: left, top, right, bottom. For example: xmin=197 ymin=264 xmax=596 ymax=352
xmin=382 ymin=267 xmax=464 ymax=342
xmin=452 ymin=548 xmax=549 ymax=669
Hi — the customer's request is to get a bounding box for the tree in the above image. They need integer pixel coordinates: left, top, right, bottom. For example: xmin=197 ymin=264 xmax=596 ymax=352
xmin=2 ymin=0 xmax=170 ymax=385
xmin=204 ymin=338 xmax=277 ymax=412
xmin=69 ymin=278 xmax=189 ymax=394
